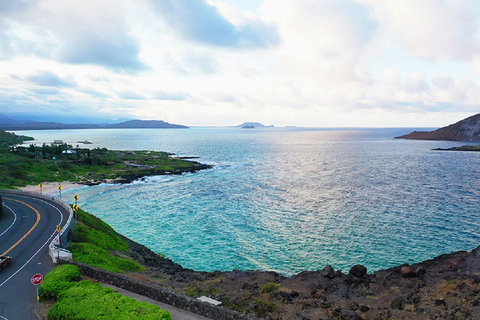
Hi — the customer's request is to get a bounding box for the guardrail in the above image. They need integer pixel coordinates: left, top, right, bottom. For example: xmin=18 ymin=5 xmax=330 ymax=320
xmin=0 ymin=189 xmax=75 ymax=263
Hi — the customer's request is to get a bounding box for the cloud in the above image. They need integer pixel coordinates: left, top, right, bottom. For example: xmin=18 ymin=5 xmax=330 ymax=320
xmin=24 ymin=71 xmax=77 ymax=88
xmin=116 ymin=90 xmax=147 ymax=100
xmin=0 ymin=0 xmax=147 ymax=73
xmin=57 ymin=31 xmax=147 ymax=73
xmin=357 ymin=0 xmax=480 ymax=61
xmin=151 ymin=91 xmax=190 ymax=101
xmin=150 ymin=0 xmax=279 ymax=48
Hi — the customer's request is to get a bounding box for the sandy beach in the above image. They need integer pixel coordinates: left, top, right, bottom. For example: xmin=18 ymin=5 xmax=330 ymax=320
xmin=20 ymin=181 xmax=84 ymax=195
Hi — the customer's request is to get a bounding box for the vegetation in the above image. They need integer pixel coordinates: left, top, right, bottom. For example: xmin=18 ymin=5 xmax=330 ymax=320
xmin=69 ymin=207 xmax=145 ymax=272
xmin=260 ymin=282 xmax=281 ymax=294
xmin=0 ymin=130 xmax=207 ymax=189
xmin=39 ymin=265 xmax=171 ymax=320
xmin=0 ymin=129 xmax=33 ymax=148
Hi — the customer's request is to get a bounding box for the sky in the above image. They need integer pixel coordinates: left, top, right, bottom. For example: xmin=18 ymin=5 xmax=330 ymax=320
xmin=0 ymin=0 xmax=480 ymax=127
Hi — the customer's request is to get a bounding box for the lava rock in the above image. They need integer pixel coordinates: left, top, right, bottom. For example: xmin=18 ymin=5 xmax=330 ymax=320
xmin=321 ymin=265 xmax=335 ymax=279
xmin=349 ymin=265 xmax=367 ymax=278
xmin=391 ymin=297 xmax=407 ymax=310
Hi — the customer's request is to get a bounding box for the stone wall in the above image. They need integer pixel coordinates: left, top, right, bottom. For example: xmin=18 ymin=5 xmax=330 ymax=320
xmin=70 ymin=261 xmax=258 ymax=320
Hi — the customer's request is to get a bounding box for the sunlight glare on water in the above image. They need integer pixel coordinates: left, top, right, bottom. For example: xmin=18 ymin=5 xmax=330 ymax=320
xmin=21 ymin=127 xmax=480 ymax=275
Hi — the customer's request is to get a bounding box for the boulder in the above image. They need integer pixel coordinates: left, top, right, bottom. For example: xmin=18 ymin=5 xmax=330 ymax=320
xmin=321 ymin=265 xmax=335 ymax=279
xmin=401 ymin=266 xmax=414 ymax=278
xmin=349 ymin=265 xmax=367 ymax=278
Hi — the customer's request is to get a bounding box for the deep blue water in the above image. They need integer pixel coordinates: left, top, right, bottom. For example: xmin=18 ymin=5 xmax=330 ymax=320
xmin=19 ymin=127 xmax=480 ymax=275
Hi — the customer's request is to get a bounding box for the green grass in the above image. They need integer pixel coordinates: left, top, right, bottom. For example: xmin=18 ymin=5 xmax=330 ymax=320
xmin=0 ymin=131 xmax=207 ymax=189
xmin=68 ymin=208 xmax=145 ymax=272
xmin=40 ymin=265 xmax=171 ymax=320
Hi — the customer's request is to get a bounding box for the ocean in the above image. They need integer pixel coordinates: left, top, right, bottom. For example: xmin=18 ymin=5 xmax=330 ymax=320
xmin=18 ymin=127 xmax=480 ymax=275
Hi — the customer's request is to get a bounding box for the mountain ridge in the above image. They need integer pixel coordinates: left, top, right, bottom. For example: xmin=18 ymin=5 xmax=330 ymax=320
xmin=396 ymin=113 xmax=480 ymax=141
xmin=0 ymin=118 xmax=188 ymax=130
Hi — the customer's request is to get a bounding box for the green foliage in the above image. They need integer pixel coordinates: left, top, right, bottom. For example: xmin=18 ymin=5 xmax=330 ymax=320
xmin=260 ymin=282 xmax=281 ymax=294
xmin=48 ymin=281 xmax=171 ymax=320
xmin=69 ymin=208 xmax=144 ymax=272
xmin=69 ymin=243 xmax=145 ymax=273
xmin=0 ymin=143 xmax=201 ymax=189
xmin=0 ymin=130 xmax=33 ymax=149
xmin=40 ymin=265 xmax=171 ymax=320
xmin=39 ymin=264 xmax=82 ymax=300
xmin=184 ymin=281 xmax=220 ymax=297
xmin=73 ymin=208 xmax=128 ymax=251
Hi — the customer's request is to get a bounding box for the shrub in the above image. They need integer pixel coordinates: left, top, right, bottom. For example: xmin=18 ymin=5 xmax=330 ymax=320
xmin=39 ymin=264 xmax=82 ymax=300
xmin=47 ymin=279 xmax=171 ymax=320
xmin=260 ymin=282 xmax=281 ymax=294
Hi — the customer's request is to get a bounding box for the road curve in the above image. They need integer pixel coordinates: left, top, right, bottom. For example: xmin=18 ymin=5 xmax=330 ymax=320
xmin=0 ymin=192 xmax=71 ymax=320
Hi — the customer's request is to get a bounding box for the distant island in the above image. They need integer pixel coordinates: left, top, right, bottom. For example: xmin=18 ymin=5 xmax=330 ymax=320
xmin=396 ymin=113 xmax=480 ymax=141
xmin=236 ymin=122 xmax=274 ymax=128
xmin=0 ymin=118 xmax=188 ymax=130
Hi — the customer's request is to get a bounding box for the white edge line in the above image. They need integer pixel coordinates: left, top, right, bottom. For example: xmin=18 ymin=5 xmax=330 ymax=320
xmin=0 ymin=204 xmax=17 ymax=238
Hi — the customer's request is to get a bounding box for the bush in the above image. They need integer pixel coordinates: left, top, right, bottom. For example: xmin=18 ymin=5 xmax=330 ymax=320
xmin=48 ymin=281 xmax=171 ymax=320
xmin=39 ymin=264 xmax=82 ymax=300
xmin=260 ymin=282 xmax=281 ymax=294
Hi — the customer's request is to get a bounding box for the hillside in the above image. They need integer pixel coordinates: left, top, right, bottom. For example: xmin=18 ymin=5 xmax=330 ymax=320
xmin=396 ymin=113 xmax=480 ymax=141
xmin=0 ymin=118 xmax=188 ymax=130
xmin=108 ymin=120 xmax=187 ymax=129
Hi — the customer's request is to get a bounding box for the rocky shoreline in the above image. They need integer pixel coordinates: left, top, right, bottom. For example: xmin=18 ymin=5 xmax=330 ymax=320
xmin=81 ymin=162 xmax=213 ymax=186
xmin=121 ymin=236 xmax=480 ymax=319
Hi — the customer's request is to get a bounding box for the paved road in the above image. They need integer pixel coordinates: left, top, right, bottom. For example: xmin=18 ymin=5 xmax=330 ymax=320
xmin=0 ymin=192 xmax=70 ymax=320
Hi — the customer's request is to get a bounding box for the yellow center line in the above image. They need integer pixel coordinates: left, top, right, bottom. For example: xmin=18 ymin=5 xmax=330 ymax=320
xmin=2 ymin=198 xmax=41 ymax=256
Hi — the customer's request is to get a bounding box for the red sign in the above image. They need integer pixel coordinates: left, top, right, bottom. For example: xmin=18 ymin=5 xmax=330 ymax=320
xmin=31 ymin=273 xmax=43 ymax=286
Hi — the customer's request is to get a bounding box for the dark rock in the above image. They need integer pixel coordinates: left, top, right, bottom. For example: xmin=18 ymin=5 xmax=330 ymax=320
xmin=391 ymin=297 xmax=406 ymax=310
xmin=415 ymin=266 xmax=426 ymax=277
xmin=349 ymin=265 xmax=367 ymax=278
xmin=359 ymin=305 xmax=370 ymax=312
xmin=435 ymin=299 xmax=447 ymax=307
xmin=321 ymin=265 xmax=335 ymax=279
xmin=340 ymin=308 xmax=361 ymax=320
xmin=401 ymin=265 xmax=414 ymax=278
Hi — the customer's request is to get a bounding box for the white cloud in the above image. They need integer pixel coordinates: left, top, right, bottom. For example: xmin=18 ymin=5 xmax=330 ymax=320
xmin=0 ymin=0 xmax=479 ymax=127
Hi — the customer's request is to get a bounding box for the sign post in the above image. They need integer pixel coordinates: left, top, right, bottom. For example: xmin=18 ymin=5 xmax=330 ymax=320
xmin=39 ymin=183 xmax=43 ymax=194
xmin=31 ymin=273 xmax=43 ymax=312
xmin=56 ymin=225 xmax=62 ymax=249
xmin=58 ymin=186 xmax=62 ymax=200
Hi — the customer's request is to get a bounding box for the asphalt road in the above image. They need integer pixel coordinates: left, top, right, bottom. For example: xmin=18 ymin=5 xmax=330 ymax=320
xmin=0 ymin=192 xmax=70 ymax=320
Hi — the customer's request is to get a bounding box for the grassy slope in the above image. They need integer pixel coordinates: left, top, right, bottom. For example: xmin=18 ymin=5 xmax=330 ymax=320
xmin=0 ymin=131 xmax=208 ymax=189
xmin=69 ymin=207 xmax=146 ymax=273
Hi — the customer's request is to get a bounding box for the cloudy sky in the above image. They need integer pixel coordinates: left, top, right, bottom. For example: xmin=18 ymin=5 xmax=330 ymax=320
xmin=0 ymin=0 xmax=479 ymax=127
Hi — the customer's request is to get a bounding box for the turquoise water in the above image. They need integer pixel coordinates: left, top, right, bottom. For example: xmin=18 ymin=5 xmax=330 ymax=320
xmin=20 ymin=128 xmax=480 ymax=275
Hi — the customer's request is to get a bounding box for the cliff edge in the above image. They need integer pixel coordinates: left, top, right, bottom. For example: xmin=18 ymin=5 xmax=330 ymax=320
xmin=396 ymin=113 xmax=480 ymax=141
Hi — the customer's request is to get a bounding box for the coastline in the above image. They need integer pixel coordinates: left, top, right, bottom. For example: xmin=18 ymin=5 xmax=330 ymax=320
xmin=20 ymin=181 xmax=85 ymax=195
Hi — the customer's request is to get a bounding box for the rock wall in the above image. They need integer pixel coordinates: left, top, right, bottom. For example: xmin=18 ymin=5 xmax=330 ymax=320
xmin=69 ymin=261 xmax=257 ymax=320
